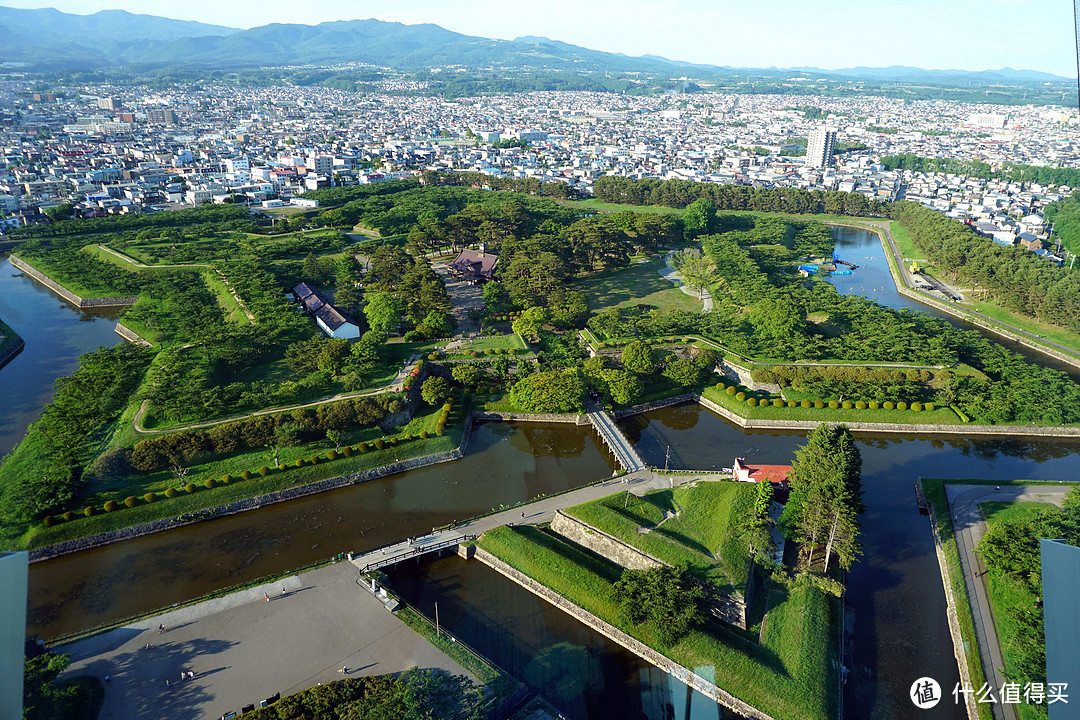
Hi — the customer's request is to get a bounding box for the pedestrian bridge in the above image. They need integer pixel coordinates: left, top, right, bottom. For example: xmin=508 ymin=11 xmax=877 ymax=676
xmin=586 ymin=408 xmax=647 ymax=473
xmin=351 ymin=532 xmax=475 ymax=574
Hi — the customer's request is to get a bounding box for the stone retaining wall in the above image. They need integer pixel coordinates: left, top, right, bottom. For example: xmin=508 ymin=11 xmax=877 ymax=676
xmin=472 ymin=410 xmax=589 ymax=425
xmin=472 ymin=547 xmax=775 ymax=720
xmin=550 ymin=510 xmax=661 ymax=571
xmin=695 ymin=393 xmax=1080 ymax=438
xmin=113 ymin=322 xmax=152 ymax=347
xmin=718 ymin=359 xmax=781 ymax=394
xmin=610 ymin=393 xmax=697 ymax=420
xmin=921 ymin=481 xmax=980 ymax=720
xmin=30 ymin=419 xmax=478 ymax=563
xmin=9 ymin=255 xmax=138 ymax=308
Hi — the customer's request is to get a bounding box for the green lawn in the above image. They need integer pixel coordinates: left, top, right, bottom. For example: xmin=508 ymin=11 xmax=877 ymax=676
xmin=888 ymin=222 xmax=928 ymax=263
xmin=957 ymin=299 xmax=1080 ymax=357
xmin=572 ymin=257 xmax=703 ymax=315
xmin=444 ymin=333 xmax=527 ymax=358
xmin=564 ymin=199 xmax=687 ymax=215
xmin=13 ymin=398 xmax=467 ymax=550
xmin=477 ymin=525 xmax=837 ymax=720
xmin=563 ymin=483 xmax=757 ymax=589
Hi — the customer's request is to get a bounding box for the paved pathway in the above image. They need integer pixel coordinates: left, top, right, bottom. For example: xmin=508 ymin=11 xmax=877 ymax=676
xmin=945 ymin=484 xmax=1071 ymax=720
xmin=350 ymin=468 xmax=719 ymax=572
xmin=660 ymin=250 xmax=714 ymax=312
xmin=58 ymin=562 xmax=471 ymax=720
xmin=432 ymin=262 xmax=484 ymax=336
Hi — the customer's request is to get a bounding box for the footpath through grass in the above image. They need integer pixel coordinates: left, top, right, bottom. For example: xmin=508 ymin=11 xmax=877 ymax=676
xmin=477 ymin=525 xmax=837 ymax=720
xmin=563 ymin=483 xmax=756 ymax=589
xmin=573 ymin=256 xmax=703 ymax=315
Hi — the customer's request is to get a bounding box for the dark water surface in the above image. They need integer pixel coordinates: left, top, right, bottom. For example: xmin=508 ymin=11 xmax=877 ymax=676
xmin=27 ymin=421 xmax=615 ymax=639
xmin=386 ymin=555 xmax=736 ymax=720
xmin=620 ymin=403 xmax=1080 ymax=720
xmin=0 ymin=255 xmax=122 ymax=455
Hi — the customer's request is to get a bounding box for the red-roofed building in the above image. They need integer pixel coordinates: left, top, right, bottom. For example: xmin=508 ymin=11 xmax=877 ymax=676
xmin=733 ymin=457 xmax=790 ymax=489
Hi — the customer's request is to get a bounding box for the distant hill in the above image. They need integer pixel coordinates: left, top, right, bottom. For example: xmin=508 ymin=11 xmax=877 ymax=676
xmin=0 ymin=6 xmax=239 ymax=68
xmin=0 ymin=5 xmax=1070 ymax=85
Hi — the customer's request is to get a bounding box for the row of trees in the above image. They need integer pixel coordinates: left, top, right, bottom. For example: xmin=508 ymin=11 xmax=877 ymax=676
xmin=890 ymin=200 xmax=1080 ymax=333
xmin=881 ymin=154 xmax=1080 ymax=187
xmin=593 ymin=176 xmax=889 ymax=217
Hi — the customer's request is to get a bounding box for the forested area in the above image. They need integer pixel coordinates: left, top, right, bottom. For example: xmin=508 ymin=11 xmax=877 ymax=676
xmin=1042 ymin=191 xmax=1080 ymax=255
xmin=881 ymin=154 xmax=1080 ymax=187
xmin=10 ymin=204 xmax=253 ymax=237
xmin=890 ymin=201 xmax=1080 ymax=332
xmin=592 ymin=176 xmax=889 ymax=217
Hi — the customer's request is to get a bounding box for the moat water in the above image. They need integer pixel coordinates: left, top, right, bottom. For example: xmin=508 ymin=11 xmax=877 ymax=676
xmin=8 ymin=230 xmax=1080 ymax=720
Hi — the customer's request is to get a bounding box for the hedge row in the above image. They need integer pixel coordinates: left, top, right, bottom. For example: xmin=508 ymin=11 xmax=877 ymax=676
xmin=42 ymin=433 xmax=433 ymax=527
xmin=714 ymin=383 xmax=936 ymax=413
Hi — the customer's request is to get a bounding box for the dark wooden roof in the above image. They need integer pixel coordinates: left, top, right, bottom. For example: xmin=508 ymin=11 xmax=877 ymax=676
xmin=448 ymin=249 xmax=498 ymax=280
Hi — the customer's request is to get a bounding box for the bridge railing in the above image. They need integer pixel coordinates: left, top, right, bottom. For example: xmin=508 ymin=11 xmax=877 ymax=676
xmin=359 ymin=533 xmax=475 ymax=574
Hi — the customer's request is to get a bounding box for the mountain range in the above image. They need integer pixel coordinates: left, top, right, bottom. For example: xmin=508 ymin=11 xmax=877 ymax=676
xmin=0 ymin=5 xmax=1070 ymax=84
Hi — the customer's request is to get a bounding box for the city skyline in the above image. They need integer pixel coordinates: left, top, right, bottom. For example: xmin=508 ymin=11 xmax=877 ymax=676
xmin=1 ymin=0 xmax=1077 ymax=78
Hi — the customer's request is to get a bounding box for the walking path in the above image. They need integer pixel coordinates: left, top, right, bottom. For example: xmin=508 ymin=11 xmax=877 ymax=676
xmin=96 ymin=244 xmax=256 ymax=324
xmin=660 ymin=251 xmax=714 ymax=312
xmin=57 ymin=562 xmax=471 ymax=720
xmin=132 ymin=354 xmax=420 ymax=434
xmin=349 ymin=468 xmax=712 ymax=573
xmin=944 ymin=484 xmax=1071 ymax=720
xmin=586 ymin=407 xmax=647 ymax=472
xmin=855 ymin=220 xmax=1080 ymax=365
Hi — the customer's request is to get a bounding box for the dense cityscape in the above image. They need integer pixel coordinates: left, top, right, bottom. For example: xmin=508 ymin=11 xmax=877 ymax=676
xmin=2 ymin=4 xmax=1080 ymax=720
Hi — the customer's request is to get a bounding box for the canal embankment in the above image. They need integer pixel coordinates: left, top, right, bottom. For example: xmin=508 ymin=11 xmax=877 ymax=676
xmin=9 ymin=254 xmax=139 ymax=308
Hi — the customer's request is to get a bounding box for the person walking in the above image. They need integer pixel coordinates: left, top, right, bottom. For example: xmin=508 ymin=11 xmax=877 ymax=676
xmin=158 ymin=624 xmax=165 ymax=634
xmin=264 ymin=592 xmax=270 ymax=602
xmin=281 ymin=587 xmax=286 ymax=597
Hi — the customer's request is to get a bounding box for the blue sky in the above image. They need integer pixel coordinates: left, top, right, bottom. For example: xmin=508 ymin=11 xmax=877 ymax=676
xmin=5 ymin=0 xmax=1078 ymax=77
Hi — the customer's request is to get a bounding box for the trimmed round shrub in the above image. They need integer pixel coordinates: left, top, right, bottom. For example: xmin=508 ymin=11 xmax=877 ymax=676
xmin=164 ymin=488 xmax=177 ymax=499
xmin=855 ymin=401 xmax=867 ymax=410
xmin=428 ymin=353 xmax=438 ymax=360
xmin=374 ymin=438 xmax=385 ymax=450
xmin=405 ymin=433 xmax=414 ymax=441
xmin=468 ymin=351 xmax=478 ymax=358
xmin=419 ymin=430 xmax=429 ymax=440
xmin=62 ymin=511 xmax=75 ymax=521
xmin=726 ymin=386 xmax=737 ymax=396
xmin=842 ymin=400 xmax=853 ymax=409
xmin=814 ymin=400 xmax=825 ymax=409
xmin=241 ymin=470 xmax=252 ymax=480
xmin=788 ymin=400 xmax=797 ymax=408
xmin=204 ymin=478 xmax=215 ymax=489
xmin=869 ymin=400 xmax=880 ymax=409
xmin=736 ymin=392 xmax=746 ymax=401
xmin=83 ymin=506 xmax=95 ymax=517
xmin=125 ymin=496 xmax=138 ymax=508
xmin=828 ymin=400 xmax=839 ymax=409
xmin=801 ymin=399 xmax=812 ymax=409
xmin=278 ymin=463 xmax=288 ymax=471
xmin=747 ymin=397 xmax=757 ymax=407
xmin=388 ymin=437 xmax=398 ymax=446
xmin=309 ymin=456 xmax=320 ymax=465
xmin=773 ymin=398 xmax=784 ymax=408
xmin=43 ymin=515 xmax=53 ymax=527
xmin=883 ymin=401 xmax=895 ymax=410
xmin=358 ymin=442 xmax=369 ymax=453
xmin=925 ymin=402 xmax=935 ymax=412
xmin=143 ymin=492 xmax=157 ymax=503
xmin=104 ymin=500 xmax=118 ymax=512
xmin=715 ymin=382 xmax=726 ymax=391
xmin=342 ymin=446 xmax=353 ymax=457
xmin=184 ymin=483 xmax=196 ymax=493
xmin=326 ymin=450 xmax=338 ymax=461
xmin=294 ymin=458 xmax=305 ymax=467
xmin=897 ymin=401 xmax=908 ymax=411
xmin=221 ymin=474 xmax=233 ymax=484
xmin=435 ymin=426 xmax=445 ymax=437
xmin=911 ymin=402 xmax=923 ymax=412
